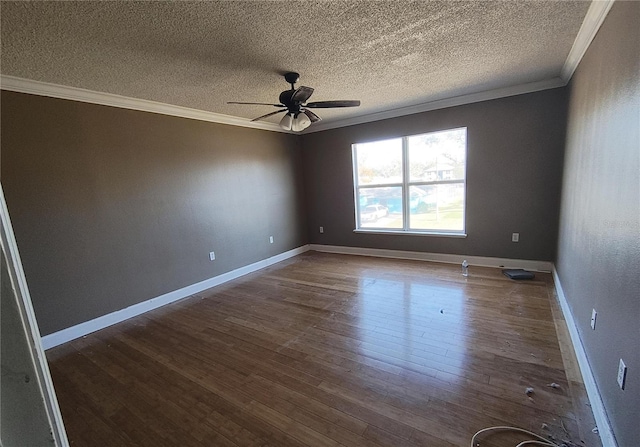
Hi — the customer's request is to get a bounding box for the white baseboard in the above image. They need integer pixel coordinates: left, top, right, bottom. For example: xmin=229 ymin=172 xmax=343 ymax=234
xmin=41 ymin=245 xmax=310 ymax=350
xmin=309 ymin=244 xmax=553 ymax=272
xmin=42 ymin=244 xmax=549 ymax=349
xmin=310 ymin=244 xmax=614 ymax=445
xmin=41 ymin=241 xmax=615 ymax=446
xmin=552 ymin=267 xmax=617 ymax=447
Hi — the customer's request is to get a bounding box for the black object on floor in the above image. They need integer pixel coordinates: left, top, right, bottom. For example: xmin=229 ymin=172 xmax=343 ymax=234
xmin=502 ymin=269 xmax=535 ymax=280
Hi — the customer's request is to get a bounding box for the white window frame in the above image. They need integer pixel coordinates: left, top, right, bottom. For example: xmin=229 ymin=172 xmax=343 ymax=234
xmin=352 ymin=127 xmax=467 ymax=237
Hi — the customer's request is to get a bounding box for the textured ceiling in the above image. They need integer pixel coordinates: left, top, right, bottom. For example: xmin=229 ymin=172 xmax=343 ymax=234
xmin=1 ymin=1 xmax=591 ymax=127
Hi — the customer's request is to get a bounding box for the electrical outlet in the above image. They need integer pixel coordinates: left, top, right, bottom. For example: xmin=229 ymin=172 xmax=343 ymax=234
xmin=591 ymin=309 xmax=597 ymax=330
xmin=269 ymin=236 xmax=274 ymax=244
xmin=319 ymin=226 xmax=324 ymax=234
xmin=209 ymin=251 xmax=215 ymax=261
xmin=617 ymin=359 xmax=627 ymax=389
xmin=512 ymin=232 xmax=520 ymax=242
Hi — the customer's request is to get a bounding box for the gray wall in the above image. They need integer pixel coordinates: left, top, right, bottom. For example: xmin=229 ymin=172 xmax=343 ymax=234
xmin=556 ymin=3 xmax=639 ymax=446
xmin=3 ymin=9 xmax=637 ymax=442
xmin=1 ymin=91 xmax=307 ymax=336
xmin=301 ymin=89 xmax=567 ymax=261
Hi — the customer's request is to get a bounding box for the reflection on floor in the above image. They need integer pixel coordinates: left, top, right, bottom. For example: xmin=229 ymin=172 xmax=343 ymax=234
xmin=46 ymin=251 xmax=601 ymax=447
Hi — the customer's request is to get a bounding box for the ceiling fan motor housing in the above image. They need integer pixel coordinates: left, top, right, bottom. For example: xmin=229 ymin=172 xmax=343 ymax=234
xmin=279 ymin=90 xmax=300 ymax=112
xmin=279 ymin=91 xmax=311 ymax=117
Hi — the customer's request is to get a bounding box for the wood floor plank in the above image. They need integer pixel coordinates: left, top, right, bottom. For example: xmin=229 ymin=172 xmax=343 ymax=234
xmin=46 ymin=252 xmax=601 ymax=446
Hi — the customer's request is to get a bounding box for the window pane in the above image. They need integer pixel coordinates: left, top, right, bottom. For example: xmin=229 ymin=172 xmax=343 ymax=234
xmin=409 ymin=184 xmax=465 ymax=231
xmin=355 ymin=138 xmax=402 ymax=185
xmin=358 ymin=187 xmax=403 ymax=229
xmin=408 ymin=128 xmax=466 ymax=182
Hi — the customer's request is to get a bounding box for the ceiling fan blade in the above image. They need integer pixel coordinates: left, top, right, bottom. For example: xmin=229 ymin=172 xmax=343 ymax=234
xmin=306 ymin=100 xmax=361 ymax=108
xmin=250 ymin=109 xmax=288 ymax=122
xmin=228 ymin=101 xmax=284 ymax=107
xmin=291 ymin=86 xmax=314 ymax=103
xmin=303 ymin=109 xmax=322 ymax=123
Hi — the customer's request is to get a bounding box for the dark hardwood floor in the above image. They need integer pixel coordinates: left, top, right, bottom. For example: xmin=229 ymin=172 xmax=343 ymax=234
xmin=46 ymin=252 xmax=600 ymax=447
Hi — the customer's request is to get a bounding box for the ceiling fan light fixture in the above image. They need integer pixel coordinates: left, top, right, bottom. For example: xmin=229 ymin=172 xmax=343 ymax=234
xmin=229 ymin=72 xmax=360 ymax=130
xmin=291 ymin=113 xmax=311 ymax=132
xmin=279 ymin=113 xmax=293 ymax=130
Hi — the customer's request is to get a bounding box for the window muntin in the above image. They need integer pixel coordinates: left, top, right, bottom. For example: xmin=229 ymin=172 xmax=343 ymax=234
xmin=353 ymin=128 xmax=466 ymax=234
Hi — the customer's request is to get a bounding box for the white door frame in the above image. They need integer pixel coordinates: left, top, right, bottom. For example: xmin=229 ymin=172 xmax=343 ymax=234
xmin=1 ymin=183 xmax=69 ymax=447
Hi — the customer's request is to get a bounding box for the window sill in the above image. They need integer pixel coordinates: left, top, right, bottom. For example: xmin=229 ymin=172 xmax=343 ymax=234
xmin=353 ymin=229 xmax=467 ymax=238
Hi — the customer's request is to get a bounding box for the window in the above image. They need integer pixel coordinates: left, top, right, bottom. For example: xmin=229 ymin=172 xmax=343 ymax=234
xmin=352 ymin=127 xmax=466 ymax=235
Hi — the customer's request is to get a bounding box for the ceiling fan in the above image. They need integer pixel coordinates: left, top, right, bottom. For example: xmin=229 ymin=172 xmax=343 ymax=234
xmin=227 ymin=72 xmax=360 ymax=131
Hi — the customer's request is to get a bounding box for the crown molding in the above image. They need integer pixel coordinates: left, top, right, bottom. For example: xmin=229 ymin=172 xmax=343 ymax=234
xmin=0 ymin=75 xmax=290 ymax=134
xmin=307 ymin=0 xmax=616 ymax=135
xmin=561 ymin=0 xmax=615 ymax=82
xmin=302 ymin=77 xmax=566 ymax=133
xmin=2 ymin=74 xmax=566 ymax=136
xmin=0 ymin=4 xmax=611 ymax=136
xmin=3 ymin=0 xmax=610 ymax=141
